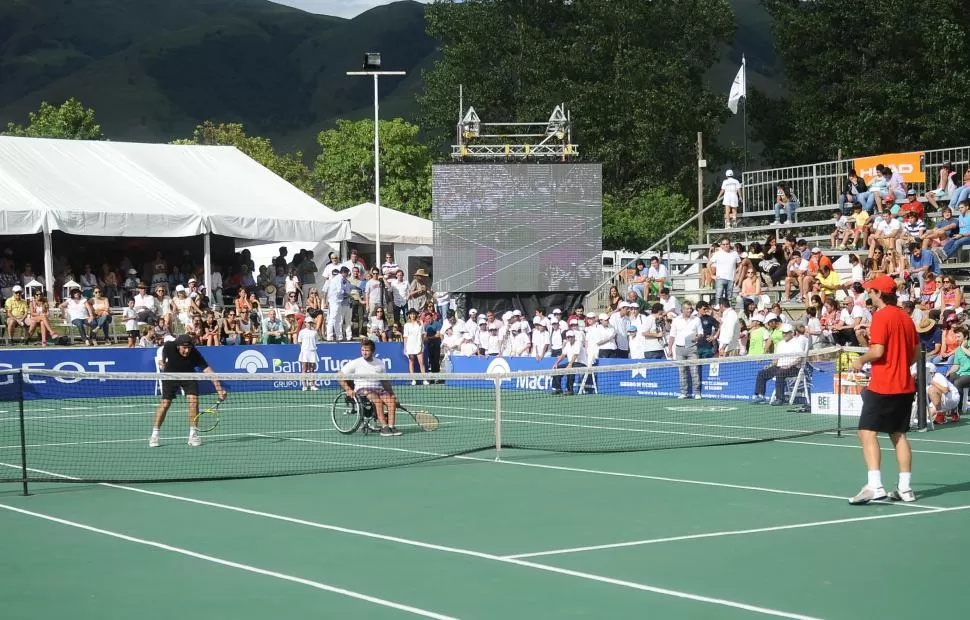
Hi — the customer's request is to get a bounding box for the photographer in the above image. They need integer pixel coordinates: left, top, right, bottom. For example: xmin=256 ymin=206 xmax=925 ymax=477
xmin=639 ymin=303 xmax=666 ymax=359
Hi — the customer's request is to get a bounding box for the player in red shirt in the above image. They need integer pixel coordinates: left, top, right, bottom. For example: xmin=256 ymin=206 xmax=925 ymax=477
xmin=849 ymin=275 xmax=919 ymax=504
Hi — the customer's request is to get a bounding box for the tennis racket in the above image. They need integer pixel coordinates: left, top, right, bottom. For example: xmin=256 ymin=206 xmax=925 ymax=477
xmin=398 ymin=404 xmax=439 ymax=431
xmin=193 ymin=397 xmax=226 ymax=433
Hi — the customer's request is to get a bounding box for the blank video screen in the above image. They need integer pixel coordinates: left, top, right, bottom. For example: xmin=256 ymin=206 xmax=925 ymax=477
xmin=432 ymin=164 xmax=602 ymax=293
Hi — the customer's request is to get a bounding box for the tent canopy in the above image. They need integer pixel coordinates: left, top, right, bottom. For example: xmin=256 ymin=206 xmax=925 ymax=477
xmin=0 ymin=136 xmax=350 ymax=242
xmin=339 ymin=202 xmax=433 ymax=246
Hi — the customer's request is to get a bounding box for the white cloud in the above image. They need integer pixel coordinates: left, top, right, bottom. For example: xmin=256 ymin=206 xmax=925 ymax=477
xmin=268 ymin=0 xmax=429 ymax=19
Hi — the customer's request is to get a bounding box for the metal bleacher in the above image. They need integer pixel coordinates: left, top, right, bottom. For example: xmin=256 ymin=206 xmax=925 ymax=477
xmin=588 ymin=145 xmax=970 ymax=312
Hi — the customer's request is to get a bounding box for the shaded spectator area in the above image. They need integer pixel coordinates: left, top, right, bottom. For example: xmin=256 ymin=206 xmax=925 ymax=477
xmin=0 ymin=136 xmax=351 ymax=300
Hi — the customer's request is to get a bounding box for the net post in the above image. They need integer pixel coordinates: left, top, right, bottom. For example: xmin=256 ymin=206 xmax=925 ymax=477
xmin=17 ymin=371 xmax=29 ymax=496
xmin=493 ymin=377 xmax=502 ymax=461
xmin=836 ymin=347 xmax=843 ymax=438
xmin=917 ymin=347 xmax=928 ymax=432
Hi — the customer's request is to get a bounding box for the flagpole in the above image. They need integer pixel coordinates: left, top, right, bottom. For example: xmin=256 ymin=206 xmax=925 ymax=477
xmin=742 ymin=55 xmax=748 ymax=173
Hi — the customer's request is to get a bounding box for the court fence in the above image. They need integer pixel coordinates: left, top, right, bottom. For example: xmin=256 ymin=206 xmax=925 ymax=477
xmin=0 ymin=346 xmax=928 ymax=493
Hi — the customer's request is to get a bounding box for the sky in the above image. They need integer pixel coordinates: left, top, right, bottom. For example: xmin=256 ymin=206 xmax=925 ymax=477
xmin=268 ymin=0 xmax=429 ymax=19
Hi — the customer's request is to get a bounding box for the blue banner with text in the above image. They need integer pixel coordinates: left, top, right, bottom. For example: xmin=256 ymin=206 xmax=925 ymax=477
xmin=0 ymin=343 xmax=409 ymax=400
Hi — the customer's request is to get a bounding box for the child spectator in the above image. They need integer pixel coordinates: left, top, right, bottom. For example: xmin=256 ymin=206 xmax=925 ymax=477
xmin=123 ymin=297 xmax=139 ymax=348
xmin=830 ymin=210 xmax=850 ymax=249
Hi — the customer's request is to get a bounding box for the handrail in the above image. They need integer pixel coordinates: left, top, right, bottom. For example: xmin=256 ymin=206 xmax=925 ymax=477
xmin=586 ymin=196 xmax=723 ymax=301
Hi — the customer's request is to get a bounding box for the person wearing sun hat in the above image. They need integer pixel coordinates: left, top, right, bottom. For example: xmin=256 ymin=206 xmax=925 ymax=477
xmin=848 ymin=274 xmax=919 ymax=505
xmin=915 ymin=315 xmax=941 ymax=358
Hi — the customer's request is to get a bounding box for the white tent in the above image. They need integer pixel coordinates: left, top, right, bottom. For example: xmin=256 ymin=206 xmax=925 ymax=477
xmin=0 ymin=136 xmax=350 ymax=294
xmin=237 ymin=202 xmax=434 ymax=284
xmin=339 ymin=202 xmax=433 ymax=246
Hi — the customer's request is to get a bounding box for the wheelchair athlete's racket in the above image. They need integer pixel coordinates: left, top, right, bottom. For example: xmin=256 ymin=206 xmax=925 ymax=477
xmin=193 ymin=397 xmax=226 ymax=433
xmin=398 ymin=404 xmax=439 ymax=431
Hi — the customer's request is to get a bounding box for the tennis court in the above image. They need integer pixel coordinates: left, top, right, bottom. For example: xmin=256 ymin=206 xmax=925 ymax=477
xmin=2 ymin=379 xmax=969 ymax=619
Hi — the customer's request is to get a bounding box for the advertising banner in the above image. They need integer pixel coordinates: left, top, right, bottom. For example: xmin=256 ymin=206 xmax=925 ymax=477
xmin=853 ymin=151 xmax=924 ymax=185
xmin=0 ymin=343 xmax=408 ymax=400
xmin=449 ymin=356 xmax=835 ymax=402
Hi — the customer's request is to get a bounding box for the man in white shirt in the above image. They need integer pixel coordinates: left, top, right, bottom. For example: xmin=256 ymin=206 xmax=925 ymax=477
xmin=459 ymin=332 xmax=480 ymax=357
xmin=340 ymin=248 xmax=367 ymax=275
xmin=645 ymin=256 xmax=668 ymax=297
xmin=659 ymin=288 xmax=679 ymax=317
xmin=610 ymin=304 xmax=632 ymax=358
xmin=668 ymin=301 xmax=703 ymax=398
xmin=326 ymin=267 xmax=353 ymax=341
xmin=551 ymin=330 xmax=588 ymax=395
xmin=716 ymin=169 xmax=743 ymax=228
xmin=531 ymin=319 xmax=550 ymax=360
xmin=511 ymin=325 xmax=531 ymax=356
xmin=591 ymin=312 xmax=617 ymax=359
xmin=717 ymin=297 xmax=741 ymax=357
xmin=710 ymin=237 xmax=741 ymax=303
xmin=339 ymin=339 xmax=400 ymax=437
xmin=752 ymin=324 xmax=804 ymax=405
xmin=639 ymin=303 xmax=667 ymax=359
xmin=868 ymin=210 xmax=902 ymax=253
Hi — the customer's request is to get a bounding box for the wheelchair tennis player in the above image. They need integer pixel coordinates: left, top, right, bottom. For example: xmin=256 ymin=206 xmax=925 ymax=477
xmin=339 ymin=339 xmax=402 ymax=437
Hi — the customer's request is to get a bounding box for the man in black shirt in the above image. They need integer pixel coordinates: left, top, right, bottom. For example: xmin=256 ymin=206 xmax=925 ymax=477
xmin=695 ymin=301 xmax=720 ymax=359
xmin=150 ymin=335 xmax=226 ymax=447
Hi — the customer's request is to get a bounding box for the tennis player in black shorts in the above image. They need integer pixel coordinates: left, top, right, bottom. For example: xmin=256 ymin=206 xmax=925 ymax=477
xmin=150 ymin=334 xmax=226 ymax=447
xmin=849 ymin=275 xmax=918 ymax=504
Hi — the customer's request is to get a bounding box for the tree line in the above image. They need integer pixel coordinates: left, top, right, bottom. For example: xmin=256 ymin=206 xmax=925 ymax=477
xmin=7 ymin=0 xmax=968 ymax=250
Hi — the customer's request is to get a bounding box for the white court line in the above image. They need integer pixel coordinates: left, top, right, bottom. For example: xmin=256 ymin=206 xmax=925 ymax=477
xmin=0 ymin=503 xmax=457 ymax=620
xmin=823 ymin=431 xmax=970 ymax=446
xmin=0 ymin=464 xmax=820 ymax=620
xmin=502 ymin=504 xmax=970 ymax=559
xmin=0 ymin=403 xmax=286 ymax=423
xmin=780 ymin=439 xmax=970 ymax=457
xmin=249 ymin=435 xmax=941 ymax=511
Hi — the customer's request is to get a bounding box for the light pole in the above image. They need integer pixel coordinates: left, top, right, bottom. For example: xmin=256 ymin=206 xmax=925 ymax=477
xmin=347 ymin=53 xmax=405 ymax=265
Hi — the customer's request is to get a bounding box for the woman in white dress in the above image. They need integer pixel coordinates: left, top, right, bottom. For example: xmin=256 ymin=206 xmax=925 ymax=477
xmin=297 ymin=320 xmax=320 ymax=391
xmin=403 ymin=308 xmax=428 ymax=385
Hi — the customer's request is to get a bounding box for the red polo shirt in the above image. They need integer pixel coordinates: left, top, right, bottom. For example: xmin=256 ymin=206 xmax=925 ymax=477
xmin=867 ymin=304 xmax=918 ymax=394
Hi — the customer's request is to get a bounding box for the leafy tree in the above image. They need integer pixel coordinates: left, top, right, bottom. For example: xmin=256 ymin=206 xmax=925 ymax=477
xmin=755 ymin=0 xmax=970 ymax=165
xmin=421 ymin=0 xmax=735 ymax=198
xmin=174 ymin=121 xmax=315 ymax=195
xmin=4 ymin=98 xmax=103 ymax=140
xmin=314 ymin=118 xmax=432 ymax=217
xmin=603 ymin=187 xmax=694 ymax=252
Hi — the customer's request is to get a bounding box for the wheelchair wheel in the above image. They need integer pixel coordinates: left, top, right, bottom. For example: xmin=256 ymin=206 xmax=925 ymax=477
xmin=331 ymin=393 xmax=363 ymax=434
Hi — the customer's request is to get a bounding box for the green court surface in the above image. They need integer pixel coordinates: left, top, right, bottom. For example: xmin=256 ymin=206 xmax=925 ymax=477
xmin=2 ymin=396 xmax=969 ymax=619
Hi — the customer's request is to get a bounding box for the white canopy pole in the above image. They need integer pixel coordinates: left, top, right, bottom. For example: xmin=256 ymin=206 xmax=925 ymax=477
xmin=374 ymin=73 xmax=381 ymax=265
xmin=43 ymin=225 xmax=54 ymax=299
xmin=203 ymin=233 xmax=212 ymax=299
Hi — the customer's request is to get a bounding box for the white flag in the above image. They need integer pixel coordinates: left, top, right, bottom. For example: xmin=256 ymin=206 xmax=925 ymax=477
xmin=727 ymin=56 xmax=746 ymax=114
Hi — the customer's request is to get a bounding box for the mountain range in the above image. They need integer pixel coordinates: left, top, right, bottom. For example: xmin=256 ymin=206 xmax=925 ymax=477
xmin=0 ymin=0 xmax=781 ymax=155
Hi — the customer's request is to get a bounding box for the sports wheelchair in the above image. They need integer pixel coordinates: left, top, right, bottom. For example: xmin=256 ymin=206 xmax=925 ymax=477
xmin=330 ymin=382 xmax=382 ymax=435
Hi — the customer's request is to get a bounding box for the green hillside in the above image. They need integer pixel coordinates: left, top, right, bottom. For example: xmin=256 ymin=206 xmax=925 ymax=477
xmin=0 ymin=0 xmax=434 ymax=149
xmin=0 ymin=0 xmax=780 ymax=157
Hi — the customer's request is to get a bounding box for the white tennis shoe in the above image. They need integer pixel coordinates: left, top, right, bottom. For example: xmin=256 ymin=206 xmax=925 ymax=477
xmin=148 ymin=435 xmax=160 ymax=448
xmin=187 ymin=434 xmax=202 ymax=447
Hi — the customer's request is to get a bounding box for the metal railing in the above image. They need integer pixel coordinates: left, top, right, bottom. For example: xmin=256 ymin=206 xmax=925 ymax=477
xmin=586 ymin=197 xmax=723 ymax=311
xmin=741 ymin=144 xmax=970 ymax=214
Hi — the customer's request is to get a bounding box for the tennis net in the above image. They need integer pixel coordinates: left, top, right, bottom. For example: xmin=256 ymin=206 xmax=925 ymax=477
xmin=0 ymin=347 xmax=845 ymax=487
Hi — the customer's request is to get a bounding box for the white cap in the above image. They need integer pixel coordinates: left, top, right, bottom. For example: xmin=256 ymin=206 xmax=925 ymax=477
xmin=478 ymin=317 xmax=487 ymax=324
xmin=751 ymin=314 xmax=766 ymax=323
xmin=533 ymin=317 xmax=546 ymax=326
xmin=463 ymin=332 xmax=473 ymax=340
xmin=811 ymin=247 xmax=821 ymax=253
xmin=564 ymin=330 xmax=577 ymax=337
xmin=175 ymin=284 xmax=185 ymax=292
xmin=469 ymin=308 xmax=478 ymax=315
xmin=598 ymin=313 xmax=609 ymax=320
xmin=552 ymin=308 xmax=562 ymax=314
xmin=765 ymin=313 xmax=778 ymax=323
xmin=188 ymin=278 xmax=197 ymax=283
xmin=726 ymin=169 xmax=734 ymax=177
xmin=568 ymin=318 xmax=579 ymax=325
xmin=512 ymin=309 xmax=522 ymax=316
xmin=11 ymin=285 xmax=22 ymax=292
xmin=781 ymin=324 xmax=794 ymax=333
xmin=502 ymin=311 xmax=513 ymax=322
